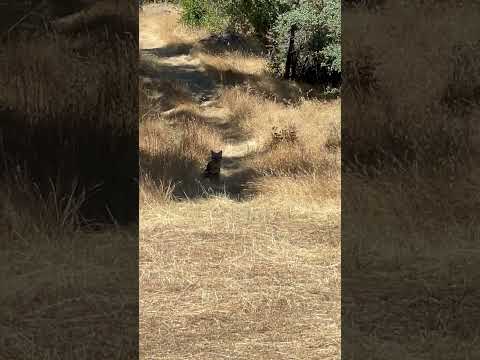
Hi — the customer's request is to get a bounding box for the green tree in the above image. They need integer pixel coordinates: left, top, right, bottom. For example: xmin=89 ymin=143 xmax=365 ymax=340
xmin=180 ymin=0 xmax=341 ymax=86
xmin=270 ymin=0 xmax=340 ymax=84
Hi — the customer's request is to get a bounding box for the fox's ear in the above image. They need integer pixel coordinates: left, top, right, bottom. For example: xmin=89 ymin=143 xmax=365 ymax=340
xmin=211 ymin=150 xmax=215 ymax=156
xmin=219 ymin=150 xmax=222 ymax=156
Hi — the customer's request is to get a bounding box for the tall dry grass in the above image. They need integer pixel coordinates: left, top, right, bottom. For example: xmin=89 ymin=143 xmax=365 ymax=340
xmin=139 ymin=4 xmax=340 ymax=358
xmin=343 ymin=1 xmax=480 ymax=171
xmin=342 ymin=1 xmax=480 ymax=357
xmin=342 ymin=0 xmax=480 ymax=260
xmin=140 ymin=86 xmax=340 ymax=201
xmin=1 ymin=30 xmax=138 ymax=224
xmin=140 ymin=5 xmax=208 ymax=48
xmin=1 ymin=10 xmax=139 ymax=359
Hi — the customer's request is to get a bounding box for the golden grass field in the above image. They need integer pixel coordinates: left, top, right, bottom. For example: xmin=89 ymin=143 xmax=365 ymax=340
xmin=139 ymin=4 xmax=340 ymax=359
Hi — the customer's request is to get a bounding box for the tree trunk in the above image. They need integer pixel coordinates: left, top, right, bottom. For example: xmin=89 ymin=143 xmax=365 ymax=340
xmin=283 ymin=24 xmax=298 ymax=80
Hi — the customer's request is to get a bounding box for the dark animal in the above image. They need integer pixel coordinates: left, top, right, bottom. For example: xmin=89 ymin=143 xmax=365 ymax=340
xmin=203 ymin=150 xmax=223 ymax=180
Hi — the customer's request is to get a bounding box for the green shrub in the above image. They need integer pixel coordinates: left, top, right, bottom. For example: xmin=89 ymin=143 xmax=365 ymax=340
xmin=178 ymin=0 xmax=341 ymax=87
xmin=180 ymin=0 xmax=208 ymax=26
xmin=270 ymin=0 xmax=341 ymax=85
xmin=222 ymin=0 xmax=290 ymax=34
xmin=180 ymin=0 xmax=228 ymax=31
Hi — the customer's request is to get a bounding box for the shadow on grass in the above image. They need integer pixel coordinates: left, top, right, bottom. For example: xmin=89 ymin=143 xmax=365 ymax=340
xmin=0 ymin=107 xmax=138 ymax=225
xmin=161 ymin=108 xmax=251 ymax=142
xmin=140 ymin=146 xmax=260 ymax=201
xmin=139 ymin=55 xmax=218 ymax=102
xmin=202 ymin=63 xmax=335 ymax=103
xmin=140 ymin=78 xmax=194 ymax=113
xmin=196 ymin=32 xmax=266 ymax=56
xmin=140 ymin=42 xmax=337 ymax=104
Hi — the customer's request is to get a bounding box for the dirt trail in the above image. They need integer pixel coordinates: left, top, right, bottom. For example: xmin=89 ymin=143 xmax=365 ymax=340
xmin=140 ymin=5 xmax=218 ymax=103
xmin=140 ymin=4 xmax=258 ymax=197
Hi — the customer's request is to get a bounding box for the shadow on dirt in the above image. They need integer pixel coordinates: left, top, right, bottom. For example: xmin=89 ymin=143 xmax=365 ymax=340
xmin=140 ymin=54 xmax=218 ymax=102
xmin=142 ymin=43 xmax=192 ymax=58
xmin=196 ymin=32 xmax=266 ymax=56
xmin=140 ymin=42 xmax=329 ymax=104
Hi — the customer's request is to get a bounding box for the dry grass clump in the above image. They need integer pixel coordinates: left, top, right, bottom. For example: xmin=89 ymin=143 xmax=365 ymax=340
xmin=253 ymin=171 xmax=340 ymax=205
xmin=217 ymin=86 xmax=268 ymax=125
xmin=0 ymin=172 xmax=83 ymax=239
xmin=325 ymin=124 xmax=341 ymax=153
xmin=252 ymin=143 xmax=314 ymax=176
xmin=196 ymin=51 xmax=267 ymax=77
xmin=1 ymin=183 xmax=138 ymax=357
xmin=250 ymin=140 xmax=340 ymax=178
xmin=222 ymin=89 xmax=340 ymax=143
xmin=140 ymin=115 xmax=223 ymax=200
xmin=140 ymin=112 xmax=223 ymax=161
xmin=140 ymin=8 xmax=207 ymax=47
xmin=140 ymin=79 xmax=194 ymax=116
xmin=2 ymin=33 xmax=137 ymax=120
xmin=181 ymin=122 xmax=223 ymax=153
xmin=214 ymin=88 xmax=341 ymax=177
xmin=342 ymin=0 xmax=480 ymax=198
xmin=139 ymin=171 xmax=176 ymax=206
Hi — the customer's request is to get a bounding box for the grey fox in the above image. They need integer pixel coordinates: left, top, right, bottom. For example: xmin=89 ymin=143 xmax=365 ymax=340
xmin=203 ymin=150 xmax=223 ymax=180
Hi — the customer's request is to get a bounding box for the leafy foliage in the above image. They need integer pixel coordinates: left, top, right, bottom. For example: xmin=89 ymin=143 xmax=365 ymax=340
xmin=179 ymin=0 xmax=341 ymax=86
xmin=179 ymin=0 xmax=228 ymax=31
xmin=222 ymin=0 xmax=290 ymax=34
xmin=270 ymin=0 xmax=340 ymax=84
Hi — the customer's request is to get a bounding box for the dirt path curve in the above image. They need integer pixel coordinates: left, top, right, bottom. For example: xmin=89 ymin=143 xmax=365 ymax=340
xmin=139 ymin=5 xmax=218 ymax=103
xmin=140 ymin=4 xmax=258 ymax=198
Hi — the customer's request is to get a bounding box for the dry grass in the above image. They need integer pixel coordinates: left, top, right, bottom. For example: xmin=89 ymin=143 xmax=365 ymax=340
xmin=141 ymin=196 xmax=339 ymax=359
xmin=343 ymin=1 xmax=480 ymax=167
xmin=342 ymin=1 xmax=480 ymax=256
xmin=196 ymin=51 xmax=268 ymax=77
xmin=1 ymin=179 xmax=138 ymax=358
xmin=1 ymin=9 xmax=138 ymax=358
xmin=342 ymin=0 xmax=480 ymax=357
xmin=140 ymin=5 xmax=208 ymax=48
xmin=140 ymin=4 xmax=340 ymax=359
